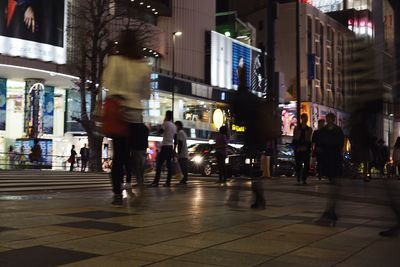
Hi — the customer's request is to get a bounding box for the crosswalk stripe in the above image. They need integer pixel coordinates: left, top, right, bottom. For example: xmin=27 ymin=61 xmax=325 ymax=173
xmin=0 ymin=171 xmax=216 ymax=192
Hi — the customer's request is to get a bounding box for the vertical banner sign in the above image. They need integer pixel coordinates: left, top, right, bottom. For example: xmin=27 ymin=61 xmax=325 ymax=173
xmin=0 ymin=78 xmax=7 ymax=130
xmin=43 ymin=86 xmax=54 ymax=134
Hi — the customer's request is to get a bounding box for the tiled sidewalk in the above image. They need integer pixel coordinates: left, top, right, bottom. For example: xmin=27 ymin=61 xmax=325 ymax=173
xmin=0 ymin=178 xmax=399 ymax=267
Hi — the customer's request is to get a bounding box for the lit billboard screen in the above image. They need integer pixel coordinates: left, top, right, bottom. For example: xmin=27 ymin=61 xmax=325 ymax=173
xmin=0 ymin=0 xmax=67 ymax=64
xmin=303 ymin=0 xmax=344 ymax=13
xmin=210 ymin=31 xmax=266 ymax=98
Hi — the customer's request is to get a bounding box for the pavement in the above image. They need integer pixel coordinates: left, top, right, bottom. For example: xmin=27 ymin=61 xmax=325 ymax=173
xmin=0 ymin=171 xmax=400 ymax=267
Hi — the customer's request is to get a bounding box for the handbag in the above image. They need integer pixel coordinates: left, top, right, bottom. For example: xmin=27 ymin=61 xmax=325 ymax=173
xmin=101 ymin=96 xmax=129 ymax=138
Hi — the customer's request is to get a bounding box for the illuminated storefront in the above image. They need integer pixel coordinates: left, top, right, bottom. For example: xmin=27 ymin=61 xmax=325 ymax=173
xmin=280 ymin=101 xmax=349 ymax=137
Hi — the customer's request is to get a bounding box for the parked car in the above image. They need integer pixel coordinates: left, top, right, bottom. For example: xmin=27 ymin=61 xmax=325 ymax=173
xmin=239 ymin=144 xmax=297 ymax=178
xmin=187 ymin=143 xmax=244 ymax=177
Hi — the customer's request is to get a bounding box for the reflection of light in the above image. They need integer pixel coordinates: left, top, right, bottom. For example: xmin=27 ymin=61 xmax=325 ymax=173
xmin=225 ymin=158 xmax=229 ymax=164
xmin=192 ymin=188 xmax=203 ymax=209
xmin=192 ymin=155 xmax=203 ymax=164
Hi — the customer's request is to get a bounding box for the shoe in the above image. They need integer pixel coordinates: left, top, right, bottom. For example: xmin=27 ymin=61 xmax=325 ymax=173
xmin=149 ymin=183 xmax=159 ymax=187
xmin=379 ymin=226 xmax=399 ymax=237
xmin=111 ymin=194 xmax=123 ymax=206
xmin=163 ymin=183 xmax=171 ymax=187
xmin=179 ymin=180 xmax=187 ymax=185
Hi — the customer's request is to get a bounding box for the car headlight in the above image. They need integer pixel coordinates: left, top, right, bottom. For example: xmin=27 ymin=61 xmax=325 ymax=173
xmin=225 ymin=158 xmax=229 ymax=164
xmin=191 ymin=155 xmax=203 ymax=164
xmin=245 ymin=158 xmax=251 ymax=165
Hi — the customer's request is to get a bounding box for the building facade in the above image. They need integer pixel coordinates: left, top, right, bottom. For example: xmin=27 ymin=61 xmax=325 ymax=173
xmin=0 ymin=0 xmax=229 ymax=169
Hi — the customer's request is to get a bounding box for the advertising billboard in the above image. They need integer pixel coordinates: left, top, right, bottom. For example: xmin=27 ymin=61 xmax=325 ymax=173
xmin=210 ymin=31 xmax=266 ymax=98
xmin=0 ymin=0 xmax=66 ymax=64
xmin=303 ymin=0 xmax=344 ymax=13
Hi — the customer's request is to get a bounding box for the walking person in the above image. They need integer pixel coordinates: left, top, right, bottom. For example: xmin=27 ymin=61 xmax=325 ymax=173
xmin=215 ymin=126 xmax=229 ymax=183
xmin=312 ymin=119 xmax=326 ymax=179
xmin=8 ymin=145 xmax=16 ymax=169
xmin=102 ymin=29 xmax=151 ymax=205
xmin=69 ymin=145 xmax=77 ymax=172
xmin=80 ymin=144 xmax=89 ymax=172
xmin=175 ymin=121 xmax=189 ymax=185
xmin=151 ymin=111 xmax=177 ymax=187
xmin=292 ymin=113 xmax=313 ymax=185
xmin=392 ymin=137 xmax=400 ymax=179
xmin=316 ymin=113 xmax=345 ymax=225
xmin=29 ymin=139 xmax=42 ymax=164
xmin=375 ymin=139 xmax=389 ymax=178
xmin=19 ymin=145 xmax=26 ymax=167
xmin=130 ymin=123 xmax=149 ymax=187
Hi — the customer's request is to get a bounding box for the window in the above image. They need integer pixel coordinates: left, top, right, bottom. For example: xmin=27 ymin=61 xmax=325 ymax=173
xmin=307 ymin=16 xmax=313 ymax=53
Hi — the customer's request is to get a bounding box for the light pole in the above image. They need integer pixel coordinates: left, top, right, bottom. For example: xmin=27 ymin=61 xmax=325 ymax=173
xmin=172 ymin=31 xmax=182 ymax=120
xmin=296 ymin=0 xmax=301 ymax=122
xmin=389 ymin=113 xmax=394 ymax=150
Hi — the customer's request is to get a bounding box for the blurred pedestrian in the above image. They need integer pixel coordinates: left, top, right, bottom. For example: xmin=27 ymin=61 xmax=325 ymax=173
xmin=8 ymin=145 xmax=16 ymax=169
xmin=69 ymin=145 xmax=77 ymax=172
xmin=319 ymin=113 xmax=345 ymax=183
xmin=215 ymin=126 xmax=229 ymax=183
xmin=80 ymin=144 xmax=89 ymax=172
xmin=29 ymin=139 xmax=42 ymax=164
xmin=292 ymin=113 xmax=313 ymax=185
xmin=102 ymin=29 xmax=151 ymax=205
xmin=130 ymin=123 xmax=149 ymax=187
xmin=375 ymin=139 xmax=389 ymax=178
xmin=175 ymin=121 xmax=189 ymax=185
xmin=316 ymin=113 xmax=344 ymax=225
xmin=19 ymin=145 xmax=26 ymax=166
xmin=151 ymin=111 xmax=177 ymax=187
xmin=392 ymin=137 xmax=400 ymax=178
xmin=349 ymin=118 xmax=373 ymax=182
xmin=312 ymin=119 xmax=326 ymax=179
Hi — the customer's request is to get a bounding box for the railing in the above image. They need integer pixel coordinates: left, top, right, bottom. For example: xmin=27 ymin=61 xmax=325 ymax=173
xmin=0 ymin=152 xmax=112 ymax=172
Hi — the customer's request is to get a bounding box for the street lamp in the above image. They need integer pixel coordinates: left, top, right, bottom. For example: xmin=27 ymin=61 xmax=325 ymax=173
xmin=296 ymin=0 xmax=301 ymax=122
xmin=172 ymin=31 xmax=182 ymax=120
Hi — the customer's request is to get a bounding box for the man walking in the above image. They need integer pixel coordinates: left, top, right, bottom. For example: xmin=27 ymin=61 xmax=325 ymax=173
xmin=292 ymin=113 xmax=313 ymax=185
xmin=80 ymin=144 xmax=89 ymax=172
xmin=316 ymin=112 xmax=345 ymax=225
xmin=151 ymin=111 xmax=176 ymax=187
xmin=175 ymin=121 xmax=189 ymax=185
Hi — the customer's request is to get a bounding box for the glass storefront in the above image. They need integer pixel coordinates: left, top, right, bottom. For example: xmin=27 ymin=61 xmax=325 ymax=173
xmin=144 ymin=91 xmax=228 ymax=138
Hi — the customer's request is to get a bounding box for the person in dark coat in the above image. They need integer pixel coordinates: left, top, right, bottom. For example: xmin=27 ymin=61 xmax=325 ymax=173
xmin=315 ymin=113 xmax=344 ymax=225
xmin=319 ymin=113 xmax=345 ymax=182
xmin=292 ymin=113 xmax=313 ymax=185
